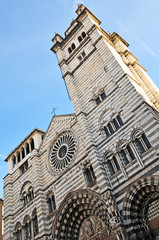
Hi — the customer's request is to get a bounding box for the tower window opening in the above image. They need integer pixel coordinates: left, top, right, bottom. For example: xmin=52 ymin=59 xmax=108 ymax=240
xmin=78 ymin=36 xmax=82 ymax=42
xmin=82 ymin=31 xmax=86 ymax=38
xmin=18 ymin=152 xmax=21 ymax=163
xmin=95 ymin=91 xmax=106 ymax=105
xmin=101 ymin=92 xmax=106 ymax=100
xmin=68 ymin=47 xmax=72 ymax=54
xmin=117 ymin=115 xmax=123 ymax=126
xmin=107 ymin=123 xmax=114 ymax=134
xmin=77 ymin=51 xmax=86 ymax=61
xmin=13 ymin=156 xmax=16 ymax=167
xmin=104 ymin=126 xmax=110 ymax=137
xmin=72 ymin=43 xmax=76 ymax=50
xmin=78 ymin=32 xmax=86 ymax=43
xmin=26 ymin=143 xmax=30 ymax=154
xmin=78 ymin=55 xmax=82 ymax=61
xmin=95 ymin=97 xmax=101 ymax=105
xmin=22 ymin=148 xmax=25 ymax=159
xmin=31 ymin=139 xmax=35 ymax=151
xmin=68 ymin=43 xmax=76 ymax=54
xmin=113 ymin=118 xmax=120 ymax=130
xmin=82 ymin=51 xmax=86 ymax=57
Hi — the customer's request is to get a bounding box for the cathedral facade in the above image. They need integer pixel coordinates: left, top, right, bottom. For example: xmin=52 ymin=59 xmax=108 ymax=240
xmin=3 ymin=4 xmax=159 ymax=240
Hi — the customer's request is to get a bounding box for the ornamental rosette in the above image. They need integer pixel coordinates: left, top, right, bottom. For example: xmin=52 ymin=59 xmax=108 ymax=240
xmin=48 ymin=130 xmax=77 ymax=173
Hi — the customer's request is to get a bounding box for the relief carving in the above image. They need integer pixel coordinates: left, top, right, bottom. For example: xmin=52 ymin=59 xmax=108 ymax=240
xmin=79 ymin=216 xmax=111 ymax=240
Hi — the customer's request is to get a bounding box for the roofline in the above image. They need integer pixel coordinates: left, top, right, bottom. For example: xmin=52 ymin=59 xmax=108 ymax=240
xmin=51 ymin=5 xmax=101 ymax=53
xmin=5 ymin=128 xmax=45 ymax=162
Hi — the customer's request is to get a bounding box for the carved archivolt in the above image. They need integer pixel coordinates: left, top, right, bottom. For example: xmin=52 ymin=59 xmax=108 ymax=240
xmin=51 ymin=189 xmax=111 ymax=240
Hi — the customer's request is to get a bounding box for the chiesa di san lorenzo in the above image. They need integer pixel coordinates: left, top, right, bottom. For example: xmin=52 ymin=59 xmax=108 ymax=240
xmin=3 ymin=4 xmax=159 ymax=240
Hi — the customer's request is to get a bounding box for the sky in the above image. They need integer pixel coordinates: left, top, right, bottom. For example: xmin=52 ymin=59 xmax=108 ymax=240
xmin=0 ymin=0 xmax=159 ymax=198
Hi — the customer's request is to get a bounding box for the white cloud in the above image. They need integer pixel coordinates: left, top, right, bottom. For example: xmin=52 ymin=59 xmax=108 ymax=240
xmin=133 ymin=36 xmax=159 ymax=60
xmin=101 ymin=8 xmax=159 ymax=60
xmin=0 ymin=154 xmax=6 ymax=160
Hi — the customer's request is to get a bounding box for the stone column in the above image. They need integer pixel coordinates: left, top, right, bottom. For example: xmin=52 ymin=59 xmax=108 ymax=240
xmin=24 ymin=146 xmax=27 ymax=157
xmin=31 ymin=218 xmax=34 ymax=240
xmin=103 ymin=190 xmax=127 ymax=240
xmin=29 ymin=141 xmax=32 ymax=153
xmin=21 ymin=225 xmax=25 ymax=240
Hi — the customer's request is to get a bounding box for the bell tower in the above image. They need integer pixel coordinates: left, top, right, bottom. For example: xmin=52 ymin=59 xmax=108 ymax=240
xmin=51 ymin=4 xmax=159 ymax=116
xmin=51 ymin=5 xmax=159 ymax=239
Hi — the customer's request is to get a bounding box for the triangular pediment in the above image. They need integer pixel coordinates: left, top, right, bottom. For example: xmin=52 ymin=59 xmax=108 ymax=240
xmin=39 ymin=114 xmax=76 ymax=153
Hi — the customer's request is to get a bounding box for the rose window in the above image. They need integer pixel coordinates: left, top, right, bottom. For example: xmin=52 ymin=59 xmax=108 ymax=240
xmin=49 ymin=131 xmax=77 ymax=172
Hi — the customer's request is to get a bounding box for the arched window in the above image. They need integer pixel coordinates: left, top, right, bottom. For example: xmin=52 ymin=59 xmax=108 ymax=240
xmin=95 ymin=90 xmax=106 ymax=105
xmin=107 ymin=123 xmax=114 ymax=134
xmin=23 ymin=216 xmax=31 ymax=240
xmin=13 ymin=156 xmax=16 ymax=167
xmin=26 ymin=143 xmax=30 ymax=154
xmin=85 ymin=165 xmax=96 ymax=185
xmin=142 ymin=133 xmax=151 ymax=149
xmin=120 ymin=149 xmax=129 ymax=165
xmin=72 ymin=43 xmax=76 ymax=50
xmin=133 ymin=131 xmax=151 ymax=155
xmin=127 ymin=144 xmax=135 ymax=161
xmin=135 ymin=138 xmax=145 ymax=154
xmin=95 ymin=96 xmax=101 ymax=105
xmin=100 ymin=92 xmax=106 ymax=100
xmin=68 ymin=47 xmax=72 ymax=54
xmin=17 ymin=152 xmax=21 ymax=163
xmin=82 ymin=31 xmax=86 ymax=38
xmin=28 ymin=187 xmax=34 ymax=201
xmin=118 ymin=141 xmax=136 ymax=166
xmin=21 ymin=182 xmax=34 ymax=206
xmin=104 ymin=126 xmax=110 ymax=137
xmin=48 ymin=194 xmax=56 ymax=214
xmin=113 ymin=118 xmax=120 ymax=130
xmin=104 ymin=114 xmax=124 ymax=138
xmin=117 ymin=115 xmax=123 ymax=126
xmin=32 ymin=209 xmax=39 ymax=235
xmin=31 ymin=139 xmax=34 ymax=151
xmin=14 ymin=222 xmax=22 ymax=240
xmin=23 ymin=192 xmax=27 ymax=205
xmin=107 ymin=160 xmax=115 ymax=175
xmin=78 ymin=36 xmax=82 ymax=42
xmin=113 ymin=156 xmax=120 ymax=171
xmin=104 ymin=152 xmax=120 ymax=176
xmin=22 ymin=148 xmax=25 ymax=159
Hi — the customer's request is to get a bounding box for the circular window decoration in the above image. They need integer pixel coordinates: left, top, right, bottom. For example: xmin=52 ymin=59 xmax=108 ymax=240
xmin=49 ymin=131 xmax=77 ymax=173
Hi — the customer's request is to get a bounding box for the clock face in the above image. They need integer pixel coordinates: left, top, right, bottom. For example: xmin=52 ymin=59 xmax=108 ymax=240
xmin=49 ymin=131 xmax=77 ymax=173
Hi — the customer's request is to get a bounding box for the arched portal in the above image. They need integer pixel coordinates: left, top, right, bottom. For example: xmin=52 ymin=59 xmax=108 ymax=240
xmin=123 ymin=175 xmax=159 ymax=240
xmin=51 ymin=189 xmax=113 ymax=240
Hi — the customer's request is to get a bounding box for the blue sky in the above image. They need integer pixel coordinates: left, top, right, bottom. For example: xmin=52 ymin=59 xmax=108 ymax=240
xmin=0 ymin=0 xmax=159 ymax=198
